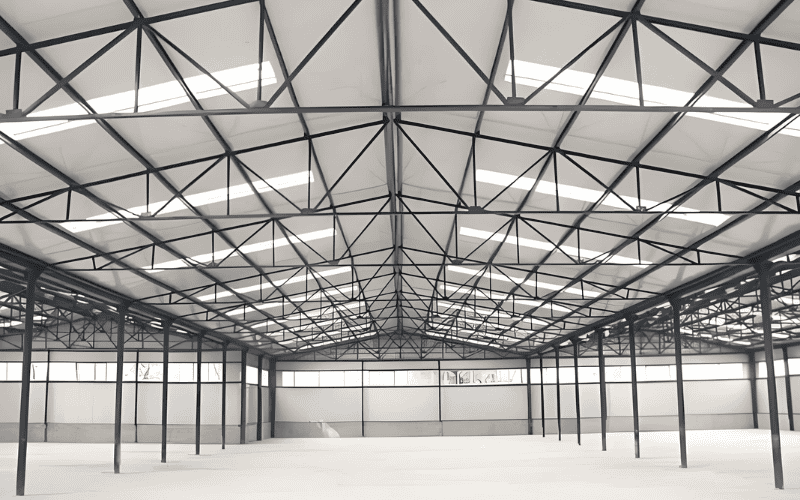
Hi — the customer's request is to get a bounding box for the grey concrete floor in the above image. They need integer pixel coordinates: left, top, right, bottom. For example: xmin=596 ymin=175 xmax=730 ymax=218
xmin=0 ymin=430 xmax=798 ymax=499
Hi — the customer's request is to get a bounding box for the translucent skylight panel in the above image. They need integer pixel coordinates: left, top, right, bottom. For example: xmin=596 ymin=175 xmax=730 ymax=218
xmin=505 ymin=60 xmax=800 ymax=138
xmin=198 ymin=266 xmax=351 ymax=301
xmin=460 ymin=226 xmax=650 ymax=267
xmin=146 ymin=228 xmax=334 ymax=272
xmin=446 ymin=264 xmax=599 ymax=297
xmin=0 ymin=62 xmax=277 ymax=144
xmin=62 ymin=170 xmax=313 ymax=234
xmin=476 ymin=169 xmax=728 ymax=227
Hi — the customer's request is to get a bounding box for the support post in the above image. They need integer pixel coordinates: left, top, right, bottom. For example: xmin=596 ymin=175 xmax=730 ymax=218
xmin=240 ymin=350 xmax=247 ymax=444
xmin=160 ymin=321 xmax=171 ymax=463
xmin=627 ymin=315 xmax=641 ymax=459
xmin=598 ymin=330 xmax=607 ymax=451
xmin=16 ymin=267 xmax=41 ymax=496
xmin=195 ymin=334 xmax=202 ymax=455
xmin=749 ymin=351 xmax=759 ymax=429
xmin=222 ymin=345 xmax=227 ymax=449
xmin=572 ymin=338 xmax=581 ymax=446
xmin=555 ymin=345 xmax=561 ymax=441
xmin=758 ymin=263 xmax=783 ymax=489
xmin=526 ymin=357 xmax=533 ymax=435
xmin=257 ymin=355 xmax=263 ymax=441
xmin=782 ymin=346 xmax=794 ymax=432
xmin=269 ymin=358 xmax=276 ymax=438
xmin=134 ymin=351 xmax=139 ymax=443
xmin=539 ymin=353 xmax=545 ymax=437
xmin=113 ymin=304 xmax=128 ymax=474
xmin=43 ymin=350 xmax=50 ymax=443
xmin=670 ymin=298 xmax=688 ymax=469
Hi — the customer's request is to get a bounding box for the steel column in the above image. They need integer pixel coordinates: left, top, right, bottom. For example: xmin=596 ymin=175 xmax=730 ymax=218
xmin=539 ymin=353 xmax=545 ymax=437
xmin=16 ymin=267 xmax=41 ymax=497
xmin=113 ymin=304 xmax=128 ymax=473
xmin=269 ymin=358 xmax=276 ymax=438
xmin=598 ymin=330 xmax=607 ymax=451
xmin=749 ymin=352 xmax=759 ymax=428
xmin=195 ymin=335 xmax=202 ymax=455
xmin=43 ymin=351 xmax=50 ymax=443
xmin=526 ymin=357 xmax=533 ymax=435
xmin=782 ymin=346 xmax=794 ymax=431
xmin=628 ymin=316 xmax=640 ymax=459
xmin=555 ymin=345 xmax=561 ymax=441
xmin=240 ymin=351 xmax=247 ymax=444
xmin=759 ymin=264 xmax=784 ymax=489
xmin=572 ymin=338 xmax=581 ymax=446
xmin=160 ymin=321 xmax=171 ymax=463
xmin=221 ymin=345 xmax=227 ymax=449
xmin=671 ymin=299 xmax=688 ymax=469
xmin=134 ymin=350 xmax=139 ymax=443
xmin=257 ymin=355 xmax=263 ymax=441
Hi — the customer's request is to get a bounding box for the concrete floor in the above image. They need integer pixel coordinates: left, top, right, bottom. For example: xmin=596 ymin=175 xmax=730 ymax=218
xmin=0 ymin=430 xmax=798 ymax=499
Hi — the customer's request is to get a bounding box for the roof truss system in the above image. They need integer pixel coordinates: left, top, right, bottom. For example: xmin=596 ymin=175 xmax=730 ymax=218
xmin=1 ymin=0 xmax=800 ymax=360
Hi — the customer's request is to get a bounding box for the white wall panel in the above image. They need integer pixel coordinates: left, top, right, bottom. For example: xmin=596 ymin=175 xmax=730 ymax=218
xmin=440 ymin=359 xmax=526 ymax=369
xmin=277 ymin=361 xmax=361 ymax=371
xmin=276 ymin=388 xmax=361 ymax=422
xmin=200 ymin=384 xmax=222 ymax=425
xmin=168 ymin=384 xmax=195 ymax=424
xmin=607 ymin=383 xmax=633 ymax=417
xmin=363 ymin=387 xmax=438 ymax=421
xmin=638 ymin=382 xmax=677 ymax=416
xmin=441 ymin=386 xmax=526 ymax=420
xmin=685 ymin=380 xmax=751 ymax=415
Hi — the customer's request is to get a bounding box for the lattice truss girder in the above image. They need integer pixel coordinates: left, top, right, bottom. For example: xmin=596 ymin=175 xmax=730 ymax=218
xmin=0 ymin=0 xmax=799 ymax=357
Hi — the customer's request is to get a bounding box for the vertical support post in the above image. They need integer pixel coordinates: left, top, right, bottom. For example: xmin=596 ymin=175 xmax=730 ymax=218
xmin=539 ymin=353 xmax=545 ymax=437
xmin=670 ymin=298 xmax=688 ymax=469
xmin=240 ymin=351 xmax=247 ymax=444
xmin=627 ymin=315 xmax=640 ymax=459
xmin=161 ymin=321 xmax=171 ymax=463
xmin=113 ymin=304 xmax=128 ymax=474
xmin=134 ymin=351 xmax=139 ymax=443
xmin=195 ymin=335 xmax=202 ymax=455
xmin=16 ymin=267 xmax=41 ymax=496
xmin=572 ymin=338 xmax=581 ymax=446
xmin=598 ymin=330 xmax=607 ymax=451
xmin=526 ymin=357 xmax=533 ymax=435
xmin=758 ymin=264 xmax=783 ymax=489
xmin=749 ymin=351 xmax=759 ymax=429
xmin=555 ymin=345 xmax=561 ymax=441
xmin=221 ymin=345 xmax=227 ymax=449
xmin=269 ymin=358 xmax=276 ymax=438
xmin=257 ymin=355 xmax=263 ymax=441
xmin=43 ymin=350 xmax=50 ymax=443
xmin=782 ymin=346 xmax=794 ymax=431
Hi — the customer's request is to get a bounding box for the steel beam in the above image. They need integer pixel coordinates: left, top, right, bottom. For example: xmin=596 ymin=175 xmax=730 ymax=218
xmin=526 ymin=357 xmax=533 ymax=435
xmin=269 ymin=358 xmax=276 ymax=438
xmin=671 ymin=299 xmax=688 ymax=468
xmin=113 ymin=304 xmax=128 ymax=473
xmin=759 ymin=264 xmax=784 ymax=489
xmin=257 ymin=354 xmax=263 ymax=441
xmin=16 ymin=267 xmax=41 ymax=496
xmin=160 ymin=321 xmax=171 ymax=463
xmin=539 ymin=353 xmax=545 ymax=437
xmin=782 ymin=346 xmax=794 ymax=431
xmin=749 ymin=352 xmax=759 ymax=428
xmin=195 ymin=334 xmax=202 ymax=455
xmin=555 ymin=345 xmax=561 ymax=441
xmin=598 ymin=330 xmax=607 ymax=451
xmin=627 ymin=315 xmax=640 ymax=458
xmin=240 ymin=351 xmax=247 ymax=444
xmin=221 ymin=346 xmax=227 ymax=449
xmin=572 ymin=338 xmax=581 ymax=446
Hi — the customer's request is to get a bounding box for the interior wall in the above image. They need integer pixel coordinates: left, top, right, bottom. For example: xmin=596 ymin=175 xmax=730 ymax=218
xmin=0 ymin=351 xmax=268 ymax=444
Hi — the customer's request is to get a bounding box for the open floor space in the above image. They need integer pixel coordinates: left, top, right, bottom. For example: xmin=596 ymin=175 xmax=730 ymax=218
xmin=1 ymin=431 xmax=799 ymax=499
